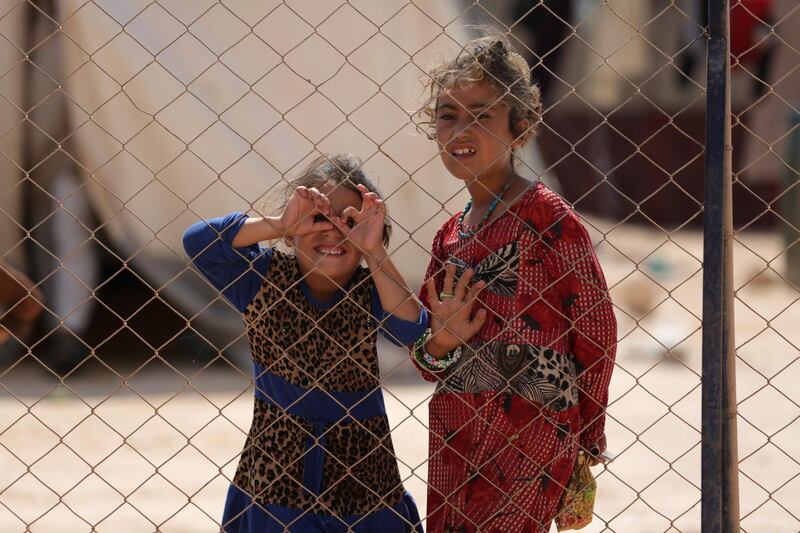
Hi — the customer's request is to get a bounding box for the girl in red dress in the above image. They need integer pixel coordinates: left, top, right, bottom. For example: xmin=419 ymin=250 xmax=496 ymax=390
xmin=412 ymin=36 xmax=617 ymax=532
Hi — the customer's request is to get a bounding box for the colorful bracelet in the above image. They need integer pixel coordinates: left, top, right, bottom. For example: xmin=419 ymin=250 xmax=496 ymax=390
xmin=412 ymin=329 xmax=463 ymax=372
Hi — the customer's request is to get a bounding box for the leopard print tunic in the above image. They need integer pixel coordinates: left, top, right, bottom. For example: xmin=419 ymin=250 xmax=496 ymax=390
xmin=233 ymin=250 xmax=405 ymax=516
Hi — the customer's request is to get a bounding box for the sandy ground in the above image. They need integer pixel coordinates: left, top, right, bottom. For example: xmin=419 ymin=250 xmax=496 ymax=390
xmin=1 ymin=223 xmax=798 ymax=532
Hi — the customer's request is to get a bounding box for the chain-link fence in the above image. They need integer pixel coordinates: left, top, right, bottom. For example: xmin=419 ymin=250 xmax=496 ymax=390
xmin=0 ymin=0 xmax=798 ymax=531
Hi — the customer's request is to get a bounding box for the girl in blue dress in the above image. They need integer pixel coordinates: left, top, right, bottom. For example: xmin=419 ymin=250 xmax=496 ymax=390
xmin=184 ymin=154 xmax=425 ymax=532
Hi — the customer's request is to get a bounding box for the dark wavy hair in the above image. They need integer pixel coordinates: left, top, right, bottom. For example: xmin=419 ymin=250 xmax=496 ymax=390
xmin=419 ymin=33 xmax=542 ymax=146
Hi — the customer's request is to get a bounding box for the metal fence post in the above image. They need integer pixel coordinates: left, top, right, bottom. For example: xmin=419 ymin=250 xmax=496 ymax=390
xmin=702 ymin=0 xmax=739 ymax=531
xmin=783 ymin=113 xmax=800 ymax=288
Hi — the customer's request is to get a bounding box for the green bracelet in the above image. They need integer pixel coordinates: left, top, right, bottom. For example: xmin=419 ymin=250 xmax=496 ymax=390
xmin=413 ymin=329 xmax=463 ymax=372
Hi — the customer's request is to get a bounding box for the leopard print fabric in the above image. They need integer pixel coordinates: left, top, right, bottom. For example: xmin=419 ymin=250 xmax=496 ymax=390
xmin=244 ymin=250 xmax=379 ymax=391
xmin=231 ymin=402 xmax=405 ymax=515
xmin=320 ymin=415 xmax=404 ymax=516
xmin=234 ymin=250 xmax=405 ymax=515
xmin=436 ymin=341 xmax=580 ymax=412
xmin=232 ymin=401 xmax=314 ymax=511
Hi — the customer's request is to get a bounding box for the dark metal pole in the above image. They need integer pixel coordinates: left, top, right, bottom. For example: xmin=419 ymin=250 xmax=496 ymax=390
xmin=702 ymin=0 xmax=739 ymax=531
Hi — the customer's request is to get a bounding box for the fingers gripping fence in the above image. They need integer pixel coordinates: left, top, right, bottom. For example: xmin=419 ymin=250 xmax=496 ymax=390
xmin=0 ymin=0 xmax=797 ymax=531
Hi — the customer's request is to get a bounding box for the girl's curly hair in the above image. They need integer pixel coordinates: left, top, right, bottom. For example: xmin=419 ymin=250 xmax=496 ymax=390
xmin=419 ymin=34 xmax=542 ymax=147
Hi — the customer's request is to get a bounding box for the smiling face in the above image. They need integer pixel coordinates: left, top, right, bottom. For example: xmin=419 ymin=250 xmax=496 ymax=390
xmin=435 ymin=82 xmax=522 ymax=183
xmin=291 ymin=183 xmax=363 ymax=290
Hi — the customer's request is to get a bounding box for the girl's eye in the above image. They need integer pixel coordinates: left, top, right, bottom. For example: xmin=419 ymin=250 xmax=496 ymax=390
xmin=437 ymin=114 xmax=455 ymax=120
xmin=477 ymin=113 xmax=491 ymax=119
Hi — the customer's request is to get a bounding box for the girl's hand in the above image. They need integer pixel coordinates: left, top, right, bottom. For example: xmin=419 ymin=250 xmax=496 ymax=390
xmin=425 ymin=264 xmax=488 ymax=357
xmin=334 ymin=184 xmax=386 ymax=256
xmin=279 ymin=186 xmax=334 ymax=237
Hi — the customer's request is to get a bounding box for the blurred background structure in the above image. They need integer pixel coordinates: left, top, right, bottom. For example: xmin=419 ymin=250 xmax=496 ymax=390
xmin=0 ymin=0 xmax=798 ymax=531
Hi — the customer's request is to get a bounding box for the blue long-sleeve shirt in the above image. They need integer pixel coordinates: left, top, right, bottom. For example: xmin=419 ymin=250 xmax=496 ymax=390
xmin=183 ymin=212 xmax=427 ymax=346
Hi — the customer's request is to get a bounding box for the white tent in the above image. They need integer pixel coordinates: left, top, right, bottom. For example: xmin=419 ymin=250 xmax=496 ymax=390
xmin=3 ymin=0 xmax=473 ymax=353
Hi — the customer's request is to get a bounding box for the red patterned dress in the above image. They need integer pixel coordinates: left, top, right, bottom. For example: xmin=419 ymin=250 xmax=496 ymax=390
xmin=417 ymin=182 xmax=617 ymax=533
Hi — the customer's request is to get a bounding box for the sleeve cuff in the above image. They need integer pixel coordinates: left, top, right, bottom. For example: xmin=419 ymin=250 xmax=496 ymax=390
xmin=580 ymin=433 xmax=607 ymax=457
xmin=378 ymin=306 xmax=428 ymax=346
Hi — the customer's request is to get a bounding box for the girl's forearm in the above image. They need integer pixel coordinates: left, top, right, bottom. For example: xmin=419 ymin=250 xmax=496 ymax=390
xmin=364 ymin=248 xmax=421 ymax=322
xmin=231 ymin=216 xmax=285 ymax=247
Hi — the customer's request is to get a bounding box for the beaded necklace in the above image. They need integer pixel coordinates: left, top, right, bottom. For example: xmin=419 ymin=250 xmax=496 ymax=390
xmin=457 ymin=180 xmax=512 ymax=239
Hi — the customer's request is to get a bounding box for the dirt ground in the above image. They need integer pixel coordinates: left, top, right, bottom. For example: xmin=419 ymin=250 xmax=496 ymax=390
xmin=1 ymin=223 xmax=798 ymax=532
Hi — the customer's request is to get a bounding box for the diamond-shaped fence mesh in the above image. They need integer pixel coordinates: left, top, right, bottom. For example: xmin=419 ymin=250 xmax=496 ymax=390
xmin=0 ymin=0 xmax=797 ymax=531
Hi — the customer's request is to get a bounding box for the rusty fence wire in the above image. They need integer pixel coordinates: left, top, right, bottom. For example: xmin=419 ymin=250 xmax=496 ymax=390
xmin=0 ymin=0 xmax=798 ymax=531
